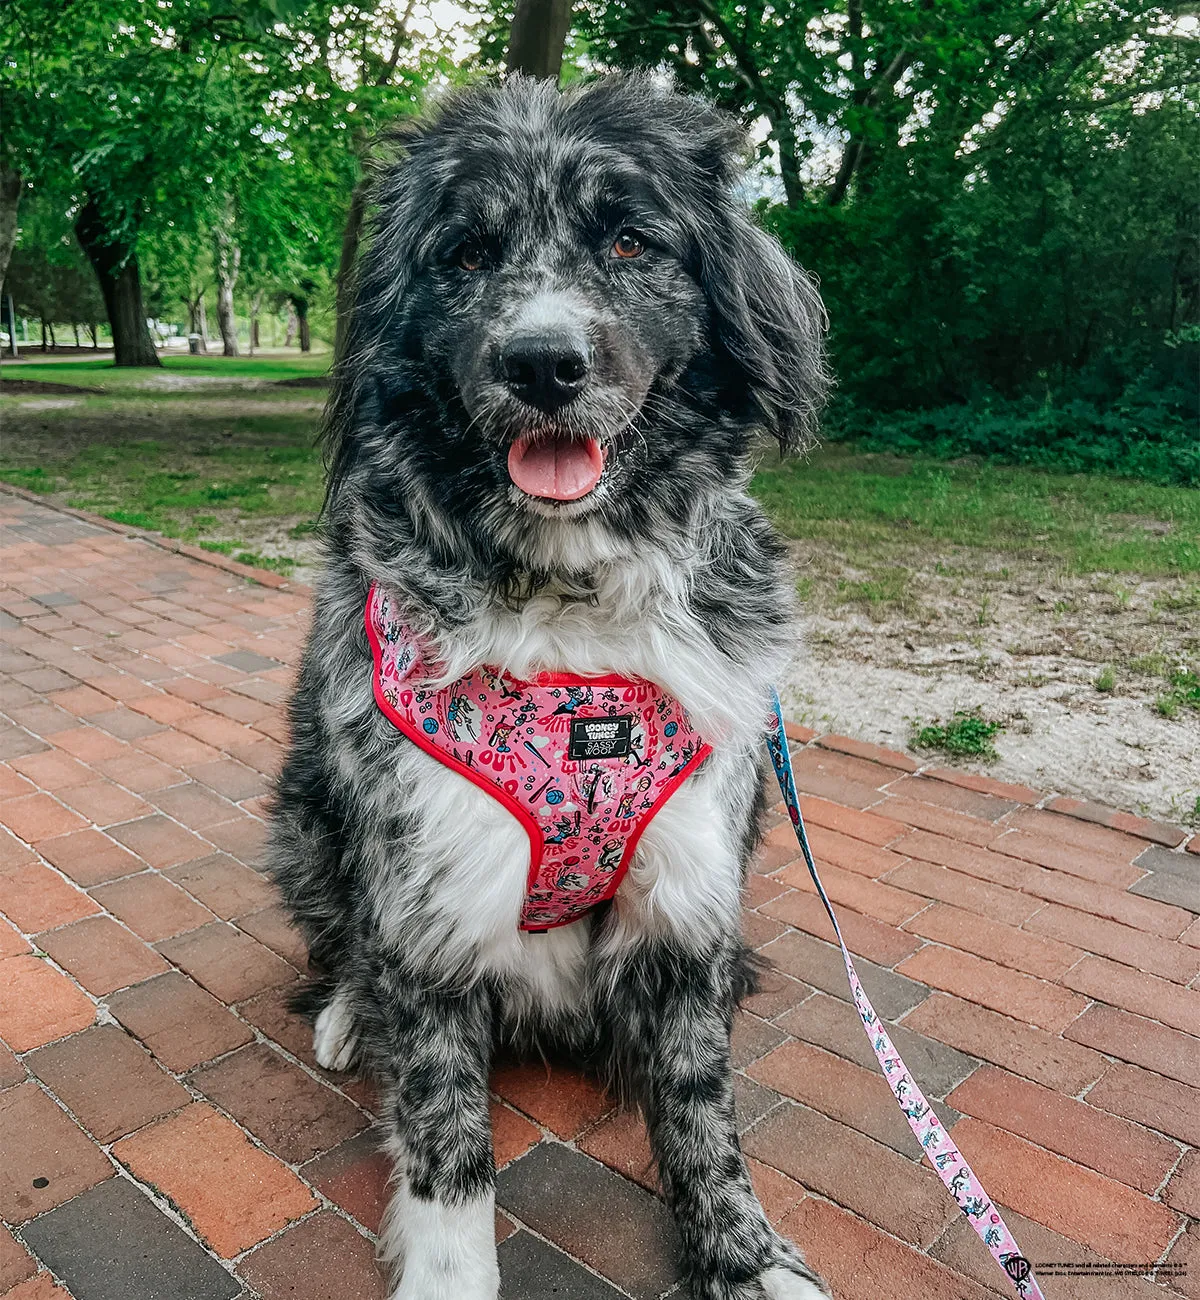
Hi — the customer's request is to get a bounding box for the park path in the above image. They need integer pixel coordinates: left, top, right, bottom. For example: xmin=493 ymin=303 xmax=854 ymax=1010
xmin=1 ymin=486 xmax=1198 ymax=1300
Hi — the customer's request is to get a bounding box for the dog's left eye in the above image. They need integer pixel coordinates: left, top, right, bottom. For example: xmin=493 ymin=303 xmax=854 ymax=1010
xmin=612 ymin=230 xmax=645 ymax=259
xmin=457 ymin=241 xmax=485 ymax=272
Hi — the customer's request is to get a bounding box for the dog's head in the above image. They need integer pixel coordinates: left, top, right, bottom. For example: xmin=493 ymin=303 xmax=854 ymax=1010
xmin=329 ymin=75 xmax=826 ymax=568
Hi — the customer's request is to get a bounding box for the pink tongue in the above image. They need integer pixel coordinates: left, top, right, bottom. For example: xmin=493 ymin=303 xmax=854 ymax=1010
xmin=507 ymin=435 xmax=605 ymax=502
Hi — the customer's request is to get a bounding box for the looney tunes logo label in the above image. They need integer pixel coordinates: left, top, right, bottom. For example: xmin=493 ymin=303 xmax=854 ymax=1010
xmin=567 ymin=716 xmax=633 ymax=760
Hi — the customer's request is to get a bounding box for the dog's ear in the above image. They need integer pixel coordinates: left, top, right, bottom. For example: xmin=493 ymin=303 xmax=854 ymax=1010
xmin=698 ymin=196 xmax=829 ymax=453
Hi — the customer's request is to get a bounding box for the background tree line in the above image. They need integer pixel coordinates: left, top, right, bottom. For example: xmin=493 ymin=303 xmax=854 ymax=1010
xmin=2 ymin=0 xmax=1196 ymax=482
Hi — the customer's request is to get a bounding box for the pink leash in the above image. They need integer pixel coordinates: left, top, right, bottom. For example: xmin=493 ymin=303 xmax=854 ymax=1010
xmin=768 ymin=693 xmax=1044 ymax=1298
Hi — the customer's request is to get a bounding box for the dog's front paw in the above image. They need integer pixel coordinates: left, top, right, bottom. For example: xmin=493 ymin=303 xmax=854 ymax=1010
xmin=312 ymin=989 xmax=358 ymax=1071
xmin=388 ymin=1253 xmax=499 ymax=1300
xmin=756 ymin=1262 xmax=831 ymax=1299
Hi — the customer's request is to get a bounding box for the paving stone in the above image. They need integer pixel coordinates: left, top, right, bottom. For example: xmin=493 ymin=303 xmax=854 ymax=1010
xmin=761 ymin=888 xmax=922 ymax=967
xmin=108 ymin=971 xmax=253 ymax=1071
xmin=38 ymin=915 xmax=169 ymax=995
xmin=0 ymin=1041 xmax=25 ymax=1089
xmin=215 ymin=650 xmax=282 ymax=673
xmin=778 ymin=990 xmax=978 ymax=1097
xmin=238 ymin=1211 xmax=386 ymax=1300
xmin=1023 ymin=901 xmax=1200 ymax=985
xmin=1129 ymin=869 xmax=1200 ymax=913
xmin=21 ymin=1176 xmax=241 ymax=1300
xmin=0 ymin=793 xmax=88 ymax=844
xmin=165 ymin=853 xmax=275 ymax=920
xmin=189 ymin=1042 xmax=365 ymax=1163
xmin=89 ymin=871 xmax=216 ymax=942
xmin=760 ymin=929 xmax=929 ymax=1021
xmin=1060 ymin=953 xmax=1200 ymax=1035
xmin=496 ymin=1142 xmax=680 ymax=1299
xmin=107 ymin=814 xmax=210 ymax=869
xmin=3 ymin=1267 xmax=74 ymax=1298
xmin=28 ymin=1024 xmax=190 ymax=1143
xmin=0 ymin=1223 xmax=37 ymax=1291
xmin=234 ymin=903 xmax=307 ymax=968
xmin=0 ymin=954 xmax=96 ymax=1051
xmin=1064 ymin=1004 xmax=1200 ymax=1088
xmin=576 ymin=1107 xmax=658 ymax=1192
xmin=743 ymin=1101 xmax=957 ymax=1248
xmin=36 ymin=829 xmax=144 ymax=888
xmin=156 ymin=921 xmax=294 ymax=1002
xmin=489 ymin=1059 xmax=613 ymax=1138
xmin=303 ymin=1131 xmax=392 ymax=1234
xmin=112 ymin=1103 xmax=316 ymax=1258
xmin=186 ymin=759 xmax=270 ymax=801
xmin=150 ymin=783 xmax=239 ymax=831
xmin=1086 ymin=1061 xmax=1200 ymax=1146
xmin=497 ymin=1230 xmax=630 ymax=1299
xmin=0 ymin=1082 xmax=113 ymax=1223
xmin=0 ymin=861 xmax=100 ymax=932
xmin=730 ymin=1011 xmax=789 ymax=1069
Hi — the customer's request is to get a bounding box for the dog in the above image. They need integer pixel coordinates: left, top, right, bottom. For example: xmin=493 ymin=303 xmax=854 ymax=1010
xmin=267 ymin=73 xmax=830 ymax=1300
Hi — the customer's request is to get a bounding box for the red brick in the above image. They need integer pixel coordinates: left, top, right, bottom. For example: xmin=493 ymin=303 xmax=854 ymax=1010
xmin=783 ymin=721 xmax=816 ymax=744
xmin=156 ymin=921 xmax=294 ymax=1002
xmin=46 ymin=684 xmax=114 ymax=717
xmin=0 ymin=793 xmax=87 ymax=844
xmin=38 ymin=916 xmax=168 ymax=995
xmin=1019 ymin=866 xmax=1193 ymax=938
xmin=780 ymin=1196 xmax=993 ymax=1300
xmin=742 ymin=1102 xmax=956 ymax=1247
xmin=238 ymin=1212 xmax=386 ymax=1300
xmin=489 ymin=1059 xmax=612 ymax=1138
xmin=0 ymin=917 xmax=29 ymax=958
xmin=137 ymin=730 xmax=222 ymax=768
xmin=235 ymin=903 xmax=307 ymax=968
xmin=951 ymin=1117 xmax=1181 ymax=1262
xmin=988 ymin=829 xmax=1143 ymax=889
xmin=882 ymin=860 xmax=1038 ymax=926
xmin=760 ymin=889 xmax=921 ymax=967
xmin=947 ymin=1065 xmax=1178 ymax=1194
xmin=792 ymin=795 xmax=906 ymax=847
xmin=150 ymin=781 xmax=238 ymax=830
xmin=1183 ymin=915 xmax=1200 ymax=949
xmin=748 ymin=1041 xmax=923 ymax=1156
xmin=1064 ymin=1004 xmax=1200 ymax=1088
xmin=1086 ymin=1062 xmax=1200 ymax=1146
xmin=107 ymin=813 xmax=209 ymax=868
xmin=82 ymin=672 xmax=150 ymax=702
xmin=4 ymin=1271 xmax=74 ymax=1299
xmin=889 ymin=829 xmax=1030 ymax=887
xmin=924 ymin=767 xmax=1040 ymax=804
xmin=896 ymin=945 xmax=1087 ymax=1033
xmin=740 ymin=964 xmax=815 ymax=1020
xmin=744 ymin=871 xmax=789 ymax=908
xmin=0 ymin=1042 xmax=24 ymax=1089
xmin=1189 ymin=833 xmax=1200 ymax=855
xmin=89 ymin=870 xmax=215 ymax=942
xmin=0 ymin=1223 xmax=37 ymax=1290
xmin=871 ymin=795 xmax=999 ymax=847
xmin=730 ymin=1011 xmax=787 ymax=1069
xmin=43 ymin=726 xmax=126 ymax=763
xmin=788 ymin=748 xmax=895 ymax=808
xmin=0 ymin=862 xmax=100 ymax=932
xmin=903 ymin=993 xmax=1106 ymax=1094
xmin=1165 ymin=1220 xmax=1199 ymax=1300
xmin=28 ymin=1023 xmax=189 ymax=1142
xmin=108 ymin=971 xmax=253 ymax=1071
xmin=777 ymin=858 xmax=925 ymax=927
xmin=200 ymin=814 xmax=266 ymax=863
xmin=1165 ymin=1149 xmax=1200 ymax=1218
xmin=490 ymin=1098 xmax=541 ymax=1168
xmin=0 ymin=766 xmax=35 ymax=802
xmin=1047 ymin=796 xmax=1188 ymax=848
xmin=815 ymin=734 xmax=919 ymax=772
xmin=162 ymin=677 xmax=228 ymax=705
xmin=0 ymin=825 xmax=36 ymax=870
xmin=577 ymin=1107 xmax=657 ymax=1191
xmin=113 ymin=1103 xmax=316 ymax=1257
xmin=903 ymin=901 xmax=1081 ymax=980
xmin=8 ymin=749 xmax=93 ymax=791
xmin=0 ymin=954 xmax=95 ymax=1050
xmin=1007 ymin=805 xmax=1148 ymax=861
xmin=747 ymin=1158 xmax=807 ymax=1227
xmin=303 ymin=1132 xmax=392 ymax=1233
xmin=164 ymin=853 xmax=275 ymax=919
xmin=1063 ymin=955 xmax=1200 ymax=1036
xmin=126 ymin=694 xmax=204 ymax=725
xmin=92 ymin=751 xmax=182 ymax=793
xmin=1024 ymin=902 xmax=1200 ymax=985
xmin=186 ymin=758 xmax=270 ymax=801
xmin=885 ymin=774 xmax=1020 ymax=821
xmin=0 ymin=1082 xmax=112 ymax=1222
xmin=35 ymin=829 xmax=143 ymax=888
xmin=772 ymin=822 xmax=908 ymax=881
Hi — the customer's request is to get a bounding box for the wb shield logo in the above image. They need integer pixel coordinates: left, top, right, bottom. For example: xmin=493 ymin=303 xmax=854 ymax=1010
xmin=1002 ymin=1255 xmax=1032 ymax=1284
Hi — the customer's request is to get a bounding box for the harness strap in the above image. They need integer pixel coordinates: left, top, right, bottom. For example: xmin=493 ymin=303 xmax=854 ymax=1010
xmin=767 ymin=692 xmax=1043 ymax=1299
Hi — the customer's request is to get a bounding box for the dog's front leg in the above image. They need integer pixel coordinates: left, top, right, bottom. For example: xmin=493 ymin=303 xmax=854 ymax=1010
xmin=612 ymin=944 xmax=830 ymax=1300
xmin=376 ymin=972 xmax=499 ymax=1300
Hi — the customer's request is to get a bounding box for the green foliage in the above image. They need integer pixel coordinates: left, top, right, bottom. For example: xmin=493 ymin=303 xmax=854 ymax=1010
xmin=1154 ymin=668 xmax=1200 ymax=720
xmin=911 ymin=710 xmax=1003 ymax=761
xmin=1095 ymin=667 xmax=1116 ymax=693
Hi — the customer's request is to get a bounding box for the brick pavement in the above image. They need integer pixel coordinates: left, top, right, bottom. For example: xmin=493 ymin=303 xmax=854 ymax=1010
xmin=1 ymin=486 xmax=1198 ymax=1300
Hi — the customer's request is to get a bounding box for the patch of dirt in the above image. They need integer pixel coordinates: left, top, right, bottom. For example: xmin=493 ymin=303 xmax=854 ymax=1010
xmin=273 ymin=375 xmax=329 ymax=388
xmin=0 ymin=378 xmax=104 ymax=395
xmin=781 ymin=539 xmax=1199 ymax=825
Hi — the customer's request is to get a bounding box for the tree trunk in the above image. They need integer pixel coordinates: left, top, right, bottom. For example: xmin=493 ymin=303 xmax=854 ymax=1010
xmin=41 ymin=319 xmax=47 ymax=350
xmin=506 ymin=0 xmax=571 ymax=79
xmin=48 ymin=321 xmax=57 ymax=348
xmin=0 ymin=169 xmax=21 ymax=289
xmin=285 ymin=304 xmax=298 ymax=347
xmin=73 ymin=323 xmax=80 ymax=346
xmin=89 ymin=322 xmax=98 ymax=347
xmin=74 ymin=197 xmax=161 ymax=367
xmin=213 ymin=208 xmax=241 ymax=357
xmin=334 ymin=179 xmax=368 ymax=361
xmin=197 ymin=295 xmax=210 ymax=348
xmin=293 ymin=296 xmax=311 ymax=352
xmin=248 ymin=289 xmax=263 ymax=355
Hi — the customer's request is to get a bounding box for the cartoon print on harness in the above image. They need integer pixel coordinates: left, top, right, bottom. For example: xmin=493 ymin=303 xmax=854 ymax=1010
xmin=366 ymin=585 xmax=712 ymax=929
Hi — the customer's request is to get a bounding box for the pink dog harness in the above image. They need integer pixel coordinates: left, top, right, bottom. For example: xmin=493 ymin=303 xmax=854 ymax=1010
xmin=365 ymin=585 xmax=712 ymax=930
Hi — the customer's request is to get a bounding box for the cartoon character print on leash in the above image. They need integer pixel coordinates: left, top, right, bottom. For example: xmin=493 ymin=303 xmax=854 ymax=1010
xmin=367 ymin=583 xmax=713 ymax=929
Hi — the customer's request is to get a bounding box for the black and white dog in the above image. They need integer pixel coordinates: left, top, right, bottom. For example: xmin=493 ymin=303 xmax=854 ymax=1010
xmin=268 ymin=74 xmax=830 ymax=1299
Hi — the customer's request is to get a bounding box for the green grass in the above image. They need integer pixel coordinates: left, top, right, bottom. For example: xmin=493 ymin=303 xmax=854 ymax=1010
xmin=0 ymin=351 xmax=329 ymax=394
xmin=752 ymin=447 xmax=1200 ymax=577
xmin=1154 ymin=667 xmax=1200 ymax=719
xmin=911 ymin=709 xmax=1004 ymax=761
xmin=1094 ymin=666 xmax=1116 ymax=692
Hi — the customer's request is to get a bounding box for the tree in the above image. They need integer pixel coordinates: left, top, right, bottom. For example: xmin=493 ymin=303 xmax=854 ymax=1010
xmin=507 ymin=0 xmax=572 ymax=78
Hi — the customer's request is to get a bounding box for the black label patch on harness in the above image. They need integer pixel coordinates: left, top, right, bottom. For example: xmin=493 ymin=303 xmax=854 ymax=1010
xmin=568 ymin=715 xmax=633 ymax=761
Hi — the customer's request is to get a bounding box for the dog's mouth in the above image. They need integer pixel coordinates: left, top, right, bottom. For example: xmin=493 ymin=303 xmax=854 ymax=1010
xmin=506 ymin=433 xmax=606 ymax=503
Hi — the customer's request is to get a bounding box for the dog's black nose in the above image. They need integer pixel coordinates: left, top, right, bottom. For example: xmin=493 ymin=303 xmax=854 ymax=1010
xmin=499 ymin=333 xmax=590 ymax=411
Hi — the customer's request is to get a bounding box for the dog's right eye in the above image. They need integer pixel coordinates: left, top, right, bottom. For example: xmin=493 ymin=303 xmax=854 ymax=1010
xmin=456 ymin=241 xmax=485 ymax=272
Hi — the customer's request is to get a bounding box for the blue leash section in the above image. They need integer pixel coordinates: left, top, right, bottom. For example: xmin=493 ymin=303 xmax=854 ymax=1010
xmin=766 ymin=691 xmax=1044 ymax=1299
